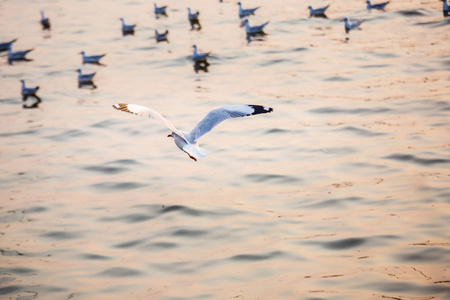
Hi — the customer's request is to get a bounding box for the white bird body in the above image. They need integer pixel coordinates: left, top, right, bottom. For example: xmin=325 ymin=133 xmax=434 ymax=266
xmin=120 ymin=18 xmax=136 ymax=32
xmin=77 ymin=69 xmax=96 ymax=83
xmin=242 ymin=19 xmax=269 ymax=34
xmin=112 ymin=103 xmax=273 ymax=161
xmin=366 ymin=0 xmax=390 ymax=11
xmin=80 ymin=51 xmax=105 ymax=64
xmin=238 ymin=2 xmax=260 ymax=18
xmin=21 ymin=80 xmax=39 ymax=96
xmin=308 ymin=5 xmax=329 ymax=16
xmin=187 ymin=7 xmax=200 ymax=20
xmin=192 ymin=45 xmax=210 ymax=62
xmin=343 ymin=17 xmax=364 ymax=33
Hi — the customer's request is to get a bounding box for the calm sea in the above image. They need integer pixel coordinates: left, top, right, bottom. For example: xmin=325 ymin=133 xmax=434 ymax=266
xmin=1 ymin=0 xmax=449 ymax=299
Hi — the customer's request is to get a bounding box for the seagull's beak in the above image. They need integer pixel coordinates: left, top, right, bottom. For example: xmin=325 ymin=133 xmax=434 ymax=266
xmin=167 ymin=134 xmax=172 ymax=137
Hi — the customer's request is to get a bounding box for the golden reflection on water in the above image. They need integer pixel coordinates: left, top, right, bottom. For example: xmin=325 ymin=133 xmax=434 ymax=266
xmin=1 ymin=0 xmax=449 ymax=299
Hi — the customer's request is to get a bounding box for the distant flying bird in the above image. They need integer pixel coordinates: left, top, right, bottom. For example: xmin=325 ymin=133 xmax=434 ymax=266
xmin=8 ymin=46 xmax=33 ymax=64
xmin=0 ymin=39 xmax=17 ymax=52
xmin=77 ymin=69 xmax=96 ymax=86
xmin=192 ymin=45 xmax=210 ymax=63
xmin=154 ymin=3 xmax=168 ymax=16
xmin=80 ymin=51 xmax=105 ymax=64
xmin=443 ymin=0 xmax=450 ymax=17
xmin=20 ymin=80 xmax=40 ymax=101
xmin=237 ymin=2 xmax=260 ymax=18
xmin=155 ymin=29 xmax=169 ymax=42
xmin=241 ymin=18 xmax=269 ymax=34
xmin=366 ymin=0 xmax=390 ymax=11
xmin=342 ymin=17 xmax=364 ymax=33
xmin=120 ymin=18 xmax=136 ymax=33
xmin=187 ymin=7 xmax=201 ymax=29
xmin=40 ymin=11 xmax=50 ymax=29
xmin=112 ymin=103 xmax=273 ymax=161
xmin=308 ymin=5 xmax=330 ymax=17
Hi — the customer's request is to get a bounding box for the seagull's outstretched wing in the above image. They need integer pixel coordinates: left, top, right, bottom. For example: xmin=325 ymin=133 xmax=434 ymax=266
xmin=113 ymin=103 xmax=181 ymax=136
xmin=187 ymin=104 xmax=273 ymax=143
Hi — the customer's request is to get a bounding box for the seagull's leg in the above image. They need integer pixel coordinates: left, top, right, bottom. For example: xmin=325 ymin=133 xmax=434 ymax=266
xmin=33 ymin=94 xmax=41 ymax=103
xmin=189 ymin=155 xmax=197 ymax=161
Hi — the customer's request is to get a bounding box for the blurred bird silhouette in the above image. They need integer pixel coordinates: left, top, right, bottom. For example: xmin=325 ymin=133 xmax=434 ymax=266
xmin=154 ymin=3 xmax=168 ymax=17
xmin=155 ymin=29 xmax=169 ymax=42
xmin=8 ymin=46 xmax=33 ymax=65
xmin=20 ymin=80 xmax=41 ymax=102
xmin=80 ymin=51 xmax=106 ymax=65
xmin=366 ymin=0 xmax=390 ymax=11
xmin=40 ymin=11 xmax=51 ymax=29
xmin=77 ymin=69 xmax=96 ymax=88
xmin=443 ymin=0 xmax=450 ymax=17
xmin=120 ymin=18 xmax=136 ymax=35
xmin=237 ymin=2 xmax=260 ymax=18
xmin=0 ymin=39 xmax=17 ymax=52
xmin=192 ymin=45 xmax=210 ymax=64
xmin=241 ymin=18 xmax=269 ymax=35
xmin=188 ymin=7 xmax=201 ymax=30
xmin=342 ymin=17 xmax=364 ymax=33
xmin=308 ymin=5 xmax=330 ymax=18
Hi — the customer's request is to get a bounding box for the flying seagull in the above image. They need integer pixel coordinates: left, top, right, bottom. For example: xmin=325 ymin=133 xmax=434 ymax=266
xmin=308 ymin=5 xmax=330 ymax=17
xmin=237 ymin=2 xmax=260 ymax=18
xmin=112 ymin=103 xmax=273 ymax=161
xmin=366 ymin=0 xmax=390 ymax=11
xmin=342 ymin=17 xmax=364 ymax=33
xmin=80 ymin=51 xmax=106 ymax=64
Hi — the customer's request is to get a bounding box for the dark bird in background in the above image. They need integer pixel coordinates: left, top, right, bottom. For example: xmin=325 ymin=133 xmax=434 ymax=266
xmin=0 ymin=39 xmax=17 ymax=52
xmin=40 ymin=11 xmax=51 ymax=29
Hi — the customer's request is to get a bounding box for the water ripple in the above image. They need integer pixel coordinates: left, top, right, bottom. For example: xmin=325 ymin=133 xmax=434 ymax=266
xmin=244 ymin=173 xmax=300 ymax=184
xmin=310 ymin=107 xmax=391 ymax=115
xmin=97 ymin=267 xmax=143 ymax=278
xmin=384 ymin=154 xmax=450 ymax=166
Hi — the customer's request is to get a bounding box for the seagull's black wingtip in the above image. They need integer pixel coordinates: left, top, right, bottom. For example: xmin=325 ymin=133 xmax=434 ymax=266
xmin=248 ymin=104 xmax=274 ymax=115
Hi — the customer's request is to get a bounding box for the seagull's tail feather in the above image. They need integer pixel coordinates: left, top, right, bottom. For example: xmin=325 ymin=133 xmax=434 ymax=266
xmin=183 ymin=143 xmax=209 ymax=160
